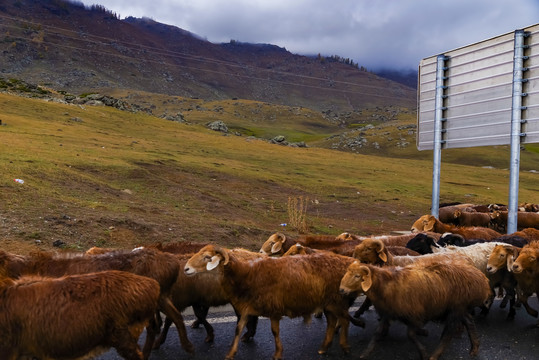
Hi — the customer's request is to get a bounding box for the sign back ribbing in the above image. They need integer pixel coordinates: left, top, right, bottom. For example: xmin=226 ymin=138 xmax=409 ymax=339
xmin=417 ymin=23 xmax=539 ymax=150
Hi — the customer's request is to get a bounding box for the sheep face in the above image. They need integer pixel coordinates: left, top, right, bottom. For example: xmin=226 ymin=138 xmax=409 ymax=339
xmin=486 ymin=245 xmax=515 ymax=274
xmin=511 ymin=246 xmax=538 ymax=274
xmin=282 ymin=243 xmax=306 ymax=256
xmin=336 ymin=232 xmax=353 ymax=241
xmin=185 ymin=245 xmax=229 ymax=275
xmin=405 ymin=233 xmax=439 ymax=254
xmin=411 ymin=215 xmax=436 ymax=232
xmin=259 ymin=232 xmax=286 ymax=255
xmin=352 ymin=238 xmax=387 ymax=264
xmin=339 ymin=261 xmax=371 ymax=295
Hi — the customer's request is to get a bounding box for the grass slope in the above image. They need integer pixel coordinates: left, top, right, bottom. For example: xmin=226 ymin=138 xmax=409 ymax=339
xmin=1 ymin=93 xmax=537 ymax=254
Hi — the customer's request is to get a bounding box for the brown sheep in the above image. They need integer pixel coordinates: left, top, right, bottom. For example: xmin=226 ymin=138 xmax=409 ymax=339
xmin=155 ymin=248 xmax=263 ymax=347
xmin=519 ymin=202 xmax=539 ymax=212
xmin=259 ymin=232 xmax=362 ymax=257
xmin=0 ymin=270 xmax=160 ymax=360
xmin=485 ymin=244 xmax=520 ymax=320
xmin=438 ymin=203 xmax=475 ymax=223
xmin=184 ymin=245 xmax=361 ymax=360
xmin=490 ymin=211 xmax=539 ymax=231
xmin=411 ymin=214 xmax=502 ymax=240
xmin=0 ymin=248 xmax=195 ymax=358
xmin=339 ymin=259 xmax=490 ymax=360
xmin=509 ymin=241 xmax=539 ymax=322
xmin=453 ymin=209 xmax=493 ymax=228
xmin=282 ymin=243 xmax=320 ymax=256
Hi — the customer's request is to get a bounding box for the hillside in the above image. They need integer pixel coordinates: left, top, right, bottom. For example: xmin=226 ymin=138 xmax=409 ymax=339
xmin=0 ymin=0 xmax=416 ymax=113
xmin=1 ymin=92 xmax=538 ymax=255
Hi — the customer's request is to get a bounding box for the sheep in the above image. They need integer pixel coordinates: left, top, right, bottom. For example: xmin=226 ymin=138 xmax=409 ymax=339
xmin=361 ymin=237 xmax=502 ymax=315
xmin=0 ymin=247 xmax=195 ymax=358
xmin=490 ymin=211 xmax=539 ymax=231
xmin=351 ymin=238 xmax=449 ymax=320
xmin=437 ymin=232 xmax=528 ymax=248
xmin=411 ymin=214 xmax=502 ymax=240
xmin=438 ymin=203 xmax=475 ymax=224
xmin=485 ymin=244 xmax=521 ymax=320
xmin=0 ymin=270 xmax=160 ymax=360
xmin=184 ymin=245 xmax=362 ymax=360
xmin=509 ymin=241 xmax=539 ymax=322
xmin=154 ymin=248 xmax=263 ymax=348
xmin=259 ymin=232 xmax=362 ymax=257
xmin=514 ymin=228 xmax=539 ymax=241
xmin=282 ymin=243 xmax=320 ymax=256
xmin=519 ymin=202 xmax=539 ymax=212
xmin=452 ymin=209 xmax=493 ymax=228
xmin=339 ymin=259 xmax=490 ymax=360
xmin=405 ymin=232 xmax=443 ymax=254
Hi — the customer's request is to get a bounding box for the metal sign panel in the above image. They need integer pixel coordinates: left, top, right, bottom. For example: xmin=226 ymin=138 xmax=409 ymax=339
xmin=417 ymin=23 xmax=539 ymax=150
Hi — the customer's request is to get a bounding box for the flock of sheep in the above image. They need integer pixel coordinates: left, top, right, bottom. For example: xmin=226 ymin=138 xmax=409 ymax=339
xmin=0 ymin=202 xmax=538 ymax=360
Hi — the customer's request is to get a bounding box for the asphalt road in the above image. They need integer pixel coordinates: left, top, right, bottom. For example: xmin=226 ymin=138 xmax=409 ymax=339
xmin=95 ymin=297 xmax=539 ymax=360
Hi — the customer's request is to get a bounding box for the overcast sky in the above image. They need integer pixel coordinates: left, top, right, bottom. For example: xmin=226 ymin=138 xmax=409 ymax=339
xmin=79 ymin=0 xmax=539 ymax=71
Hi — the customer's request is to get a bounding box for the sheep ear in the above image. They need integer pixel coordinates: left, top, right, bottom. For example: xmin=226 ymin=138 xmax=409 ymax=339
xmin=507 ymin=253 xmax=514 ymax=272
xmin=374 ymin=240 xmax=387 ymax=263
xmin=425 ymin=217 xmax=436 ymax=232
xmin=359 ymin=266 xmax=373 ymax=292
xmin=507 ymin=247 xmax=519 ymax=272
xmin=271 ymin=241 xmax=283 ymax=254
xmin=207 ymin=255 xmax=221 ymax=271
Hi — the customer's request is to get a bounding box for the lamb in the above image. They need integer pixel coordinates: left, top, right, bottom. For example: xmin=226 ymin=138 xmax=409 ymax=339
xmin=485 ymin=244 xmax=520 ymax=320
xmin=509 ymin=241 xmax=539 ymax=323
xmin=411 ymin=214 xmax=502 ymax=240
xmin=339 ymin=259 xmax=490 ymax=360
xmin=184 ymin=245 xmax=361 ymax=360
xmin=0 ymin=247 xmax=195 ymax=358
xmin=0 ymin=270 xmax=160 ymax=360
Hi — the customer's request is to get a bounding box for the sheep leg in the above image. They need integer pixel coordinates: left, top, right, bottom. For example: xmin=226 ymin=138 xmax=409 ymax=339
xmin=241 ymin=315 xmax=259 ymax=342
xmin=360 ymin=317 xmax=389 ymax=359
xmin=232 ymin=305 xmax=258 ymax=342
xmin=270 ymin=318 xmax=284 ymax=360
xmin=338 ymin=314 xmax=351 ymax=354
xmin=158 ymin=296 xmax=195 ymax=354
xmin=318 ymin=310 xmax=338 ymax=354
xmin=143 ymin=315 xmax=160 ymax=359
xmin=111 ymin=327 xmax=145 ymax=360
xmin=507 ymin=296 xmax=516 ymax=320
xmin=429 ymin=315 xmax=462 ymax=360
xmin=152 ymin=316 xmax=172 ymax=349
xmin=192 ymin=304 xmax=215 ymax=343
xmin=225 ymin=313 xmax=249 ymax=360
xmin=519 ymin=293 xmax=539 ymax=318
xmin=354 ymin=298 xmax=372 ymax=317
xmin=405 ymin=326 xmax=429 ymax=360
xmin=462 ymin=313 xmax=480 ymax=357
xmin=501 ymin=287 xmax=516 ymax=320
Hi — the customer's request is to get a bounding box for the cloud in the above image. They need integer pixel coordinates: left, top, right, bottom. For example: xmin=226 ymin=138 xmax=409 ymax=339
xmin=81 ymin=0 xmax=539 ymax=70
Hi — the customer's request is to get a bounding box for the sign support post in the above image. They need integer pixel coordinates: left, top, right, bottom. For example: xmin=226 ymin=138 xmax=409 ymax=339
xmin=508 ymin=29 xmax=527 ymax=234
xmin=431 ymin=55 xmax=448 ymax=218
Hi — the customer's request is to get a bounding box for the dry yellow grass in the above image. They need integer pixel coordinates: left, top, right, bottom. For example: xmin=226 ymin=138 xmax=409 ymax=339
xmin=0 ymin=93 xmax=537 ymax=254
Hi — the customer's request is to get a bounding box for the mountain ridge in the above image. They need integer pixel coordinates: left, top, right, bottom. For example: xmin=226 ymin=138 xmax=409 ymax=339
xmin=0 ymin=0 xmax=416 ymax=113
